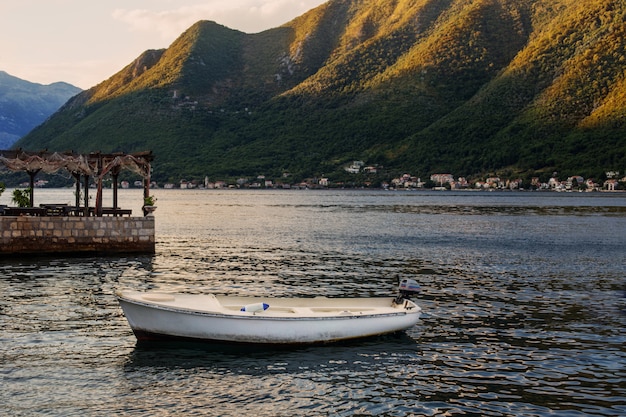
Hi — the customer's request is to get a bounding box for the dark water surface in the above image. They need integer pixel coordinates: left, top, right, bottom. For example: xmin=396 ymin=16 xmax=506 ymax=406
xmin=1 ymin=189 xmax=625 ymax=416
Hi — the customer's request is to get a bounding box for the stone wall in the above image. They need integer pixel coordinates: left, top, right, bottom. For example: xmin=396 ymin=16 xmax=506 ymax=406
xmin=0 ymin=216 xmax=155 ymax=255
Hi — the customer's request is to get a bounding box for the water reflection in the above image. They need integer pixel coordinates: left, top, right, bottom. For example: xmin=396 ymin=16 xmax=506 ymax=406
xmin=388 ymin=204 xmax=626 ymax=216
xmin=125 ymin=332 xmax=419 ymax=371
xmin=121 ymin=334 xmax=422 ymax=416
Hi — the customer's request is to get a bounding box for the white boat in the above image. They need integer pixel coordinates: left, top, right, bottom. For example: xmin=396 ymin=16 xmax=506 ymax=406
xmin=116 ymin=279 xmax=422 ymax=345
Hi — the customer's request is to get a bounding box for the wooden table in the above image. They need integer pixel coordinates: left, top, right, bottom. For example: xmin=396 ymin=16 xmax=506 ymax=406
xmin=39 ymin=204 xmax=69 ymax=216
xmin=2 ymin=207 xmax=47 ymax=216
xmin=101 ymin=208 xmax=133 ymax=216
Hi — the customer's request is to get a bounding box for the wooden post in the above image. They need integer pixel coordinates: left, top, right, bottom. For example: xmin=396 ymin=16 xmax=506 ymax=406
xmin=112 ymin=168 xmax=119 ymax=213
xmin=27 ymin=170 xmax=37 ymax=207
xmin=83 ymin=175 xmax=89 ymax=216
xmin=73 ymin=172 xmax=81 ymax=212
xmin=142 ymin=161 xmax=151 ymax=216
xmin=95 ymin=154 xmax=103 ymax=216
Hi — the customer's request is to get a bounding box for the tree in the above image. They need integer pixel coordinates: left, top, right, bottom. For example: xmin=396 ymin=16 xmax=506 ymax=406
xmin=11 ymin=189 xmax=31 ymax=208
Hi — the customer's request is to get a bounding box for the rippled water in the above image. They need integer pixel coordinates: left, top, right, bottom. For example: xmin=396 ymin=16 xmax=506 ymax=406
xmin=1 ymin=189 xmax=625 ymax=416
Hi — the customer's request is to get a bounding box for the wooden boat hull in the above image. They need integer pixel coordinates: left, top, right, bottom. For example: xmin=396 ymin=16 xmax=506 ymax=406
xmin=116 ymin=290 xmax=421 ymax=345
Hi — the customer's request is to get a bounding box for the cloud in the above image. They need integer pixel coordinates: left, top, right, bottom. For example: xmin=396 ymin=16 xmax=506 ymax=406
xmin=112 ymin=0 xmax=325 ymax=38
xmin=112 ymin=7 xmax=196 ymax=41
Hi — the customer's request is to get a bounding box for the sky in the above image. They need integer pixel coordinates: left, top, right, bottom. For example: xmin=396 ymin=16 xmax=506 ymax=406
xmin=0 ymin=0 xmax=327 ymax=90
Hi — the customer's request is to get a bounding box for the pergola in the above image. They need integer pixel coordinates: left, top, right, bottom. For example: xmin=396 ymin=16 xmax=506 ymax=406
xmin=0 ymin=150 xmax=153 ymax=216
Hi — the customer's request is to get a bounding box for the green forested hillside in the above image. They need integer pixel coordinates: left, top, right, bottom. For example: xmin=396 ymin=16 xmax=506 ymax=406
xmin=13 ymin=0 xmax=626 ymax=185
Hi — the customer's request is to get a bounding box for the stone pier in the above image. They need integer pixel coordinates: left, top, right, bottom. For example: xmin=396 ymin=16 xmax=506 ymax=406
xmin=0 ymin=216 xmax=155 ymax=256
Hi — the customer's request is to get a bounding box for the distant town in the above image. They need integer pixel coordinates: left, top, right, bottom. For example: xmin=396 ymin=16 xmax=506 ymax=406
xmin=142 ymin=170 xmax=624 ymax=193
xmin=170 ymin=163 xmax=624 ymax=192
xmin=18 ymin=161 xmax=626 ymax=192
xmin=392 ymin=171 xmax=625 ymax=192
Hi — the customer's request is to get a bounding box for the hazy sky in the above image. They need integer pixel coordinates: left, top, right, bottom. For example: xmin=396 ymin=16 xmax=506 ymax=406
xmin=0 ymin=0 xmax=327 ymax=89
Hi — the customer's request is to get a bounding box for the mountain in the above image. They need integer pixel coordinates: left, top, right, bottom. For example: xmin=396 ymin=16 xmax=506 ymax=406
xmin=14 ymin=0 xmax=626 ymax=185
xmin=0 ymin=71 xmax=81 ymax=148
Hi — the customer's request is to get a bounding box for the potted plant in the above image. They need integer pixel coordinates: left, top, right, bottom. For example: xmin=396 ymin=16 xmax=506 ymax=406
xmin=142 ymin=195 xmax=157 ymax=215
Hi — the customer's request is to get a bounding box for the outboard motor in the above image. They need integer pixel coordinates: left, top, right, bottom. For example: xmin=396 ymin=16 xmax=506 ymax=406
xmin=395 ymin=278 xmax=421 ymax=304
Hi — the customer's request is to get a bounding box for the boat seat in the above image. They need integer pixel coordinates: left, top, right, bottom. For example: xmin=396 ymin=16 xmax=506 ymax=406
xmin=311 ymin=307 xmax=372 ymax=313
xmin=289 ymin=307 xmax=313 ymax=314
xmin=142 ymin=293 xmax=175 ymax=302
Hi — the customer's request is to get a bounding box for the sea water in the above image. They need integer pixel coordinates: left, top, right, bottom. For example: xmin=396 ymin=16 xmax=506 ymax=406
xmin=1 ymin=189 xmax=625 ymax=416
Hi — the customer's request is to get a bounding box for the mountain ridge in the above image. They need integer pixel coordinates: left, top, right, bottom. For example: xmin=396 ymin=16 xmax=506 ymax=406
xmin=14 ymin=0 xmax=626 ymax=185
xmin=0 ymin=71 xmax=81 ymax=148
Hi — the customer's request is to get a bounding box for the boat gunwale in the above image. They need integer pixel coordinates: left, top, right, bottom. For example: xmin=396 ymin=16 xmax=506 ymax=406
xmin=116 ymin=292 xmax=419 ymax=322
